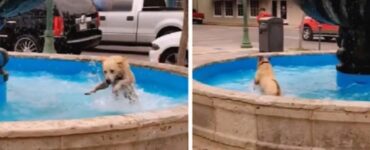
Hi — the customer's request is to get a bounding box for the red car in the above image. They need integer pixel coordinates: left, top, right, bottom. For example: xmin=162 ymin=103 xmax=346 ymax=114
xmin=302 ymin=16 xmax=339 ymax=41
xmin=193 ymin=9 xmax=204 ymax=24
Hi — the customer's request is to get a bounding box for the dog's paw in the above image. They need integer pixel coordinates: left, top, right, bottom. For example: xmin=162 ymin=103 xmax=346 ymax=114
xmin=84 ymin=91 xmax=94 ymax=95
xmin=113 ymin=85 xmax=121 ymax=93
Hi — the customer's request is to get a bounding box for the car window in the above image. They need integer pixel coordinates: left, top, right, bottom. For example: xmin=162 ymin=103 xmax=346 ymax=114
xmin=94 ymin=0 xmax=133 ymax=11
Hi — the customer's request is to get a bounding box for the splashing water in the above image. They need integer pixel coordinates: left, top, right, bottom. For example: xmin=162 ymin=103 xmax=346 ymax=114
xmin=0 ymin=71 xmax=187 ymax=122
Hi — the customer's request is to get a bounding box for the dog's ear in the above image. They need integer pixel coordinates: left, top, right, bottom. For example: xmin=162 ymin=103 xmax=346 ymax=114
xmin=117 ymin=61 xmax=124 ymax=68
xmin=258 ymin=56 xmax=263 ymax=62
xmin=264 ymin=56 xmax=270 ymax=61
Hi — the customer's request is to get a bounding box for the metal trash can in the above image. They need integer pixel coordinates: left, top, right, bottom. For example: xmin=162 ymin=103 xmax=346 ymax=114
xmin=259 ymin=17 xmax=284 ymax=52
xmin=0 ymin=48 xmax=8 ymax=105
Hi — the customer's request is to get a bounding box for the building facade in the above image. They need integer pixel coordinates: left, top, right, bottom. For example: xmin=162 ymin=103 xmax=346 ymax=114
xmin=193 ymin=0 xmax=305 ymax=27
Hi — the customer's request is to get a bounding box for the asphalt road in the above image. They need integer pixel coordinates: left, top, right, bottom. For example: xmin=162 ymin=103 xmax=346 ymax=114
xmin=193 ymin=24 xmax=338 ymax=51
xmin=82 ymin=45 xmax=149 ymax=62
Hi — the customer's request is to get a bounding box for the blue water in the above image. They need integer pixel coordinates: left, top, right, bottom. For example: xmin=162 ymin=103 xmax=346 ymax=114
xmin=194 ymin=54 xmax=370 ymax=101
xmin=0 ymin=57 xmax=188 ymax=122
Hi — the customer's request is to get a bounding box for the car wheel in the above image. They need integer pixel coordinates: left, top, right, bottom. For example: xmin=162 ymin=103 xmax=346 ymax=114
xmin=336 ymin=37 xmax=342 ymax=47
xmin=302 ymin=26 xmax=313 ymax=41
xmin=324 ymin=37 xmax=333 ymax=41
xmin=159 ymin=48 xmax=188 ymax=66
xmin=14 ymin=35 xmax=42 ymax=53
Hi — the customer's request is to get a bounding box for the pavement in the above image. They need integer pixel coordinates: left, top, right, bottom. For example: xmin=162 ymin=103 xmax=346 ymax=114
xmin=193 ymin=24 xmax=338 ymax=65
xmin=82 ymin=45 xmax=149 ymax=62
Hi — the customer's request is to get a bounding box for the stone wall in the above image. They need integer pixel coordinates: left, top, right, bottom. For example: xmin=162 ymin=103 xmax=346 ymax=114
xmin=0 ymin=106 xmax=188 ymax=150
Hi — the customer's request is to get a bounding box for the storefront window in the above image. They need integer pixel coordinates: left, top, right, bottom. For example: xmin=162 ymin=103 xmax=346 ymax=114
xmin=214 ymin=0 xmax=222 ymax=16
xmin=250 ymin=0 xmax=259 ymax=17
xmin=224 ymin=0 xmax=234 ymax=16
xmin=237 ymin=0 xmax=243 ymax=16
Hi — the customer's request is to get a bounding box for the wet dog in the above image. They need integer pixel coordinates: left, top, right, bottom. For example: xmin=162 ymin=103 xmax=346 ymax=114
xmin=85 ymin=56 xmax=138 ymax=103
xmin=254 ymin=56 xmax=281 ymax=96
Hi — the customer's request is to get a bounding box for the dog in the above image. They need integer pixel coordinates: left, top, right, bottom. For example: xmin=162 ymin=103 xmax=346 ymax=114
xmin=85 ymin=56 xmax=138 ymax=103
xmin=254 ymin=56 xmax=281 ymax=96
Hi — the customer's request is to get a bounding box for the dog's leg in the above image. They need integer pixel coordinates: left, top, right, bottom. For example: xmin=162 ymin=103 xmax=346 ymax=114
xmin=85 ymin=82 xmax=109 ymax=95
xmin=123 ymin=85 xmax=138 ymax=104
xmin=113 ymin=79 xmax=131 ymax=93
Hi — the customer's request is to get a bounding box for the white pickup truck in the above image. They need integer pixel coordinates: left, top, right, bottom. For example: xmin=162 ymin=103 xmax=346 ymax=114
xmin=97 ymin=0 xmax=183 ymax=45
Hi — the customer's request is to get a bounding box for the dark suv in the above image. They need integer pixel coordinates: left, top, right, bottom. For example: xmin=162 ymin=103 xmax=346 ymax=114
xmin=0 ymin=0 xmax=102 ymax=54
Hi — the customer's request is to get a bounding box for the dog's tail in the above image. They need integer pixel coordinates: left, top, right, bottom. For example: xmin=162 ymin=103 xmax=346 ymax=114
xmin=272 ymin=79 xmax=281 ymax=96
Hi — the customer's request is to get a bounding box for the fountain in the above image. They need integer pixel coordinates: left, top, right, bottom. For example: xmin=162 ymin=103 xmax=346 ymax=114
xmin=0 ymin=52 xmax=188 ymax=149
xmin=193 ymin=2 xmax=370 ymax=148
xmin=294 ymin=0 xmax=370 ymax=74
xmin=0 ymin=0 xmax=44 ymax=26
xmin=0 ymin=1 xmax=188 ymax=149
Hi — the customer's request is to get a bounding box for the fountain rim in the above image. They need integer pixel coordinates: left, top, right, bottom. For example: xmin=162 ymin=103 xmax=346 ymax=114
xmin=0 ymin=52 xmax=188 ymax=138
xmin=193 ymin=50 xmax=370 ymax=114
xmin=9 ymin=52 xmax=188 ymax=76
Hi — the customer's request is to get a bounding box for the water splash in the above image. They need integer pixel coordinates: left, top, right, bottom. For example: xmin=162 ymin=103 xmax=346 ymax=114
xmin=0 ymin=71 xmax=186 ymax=122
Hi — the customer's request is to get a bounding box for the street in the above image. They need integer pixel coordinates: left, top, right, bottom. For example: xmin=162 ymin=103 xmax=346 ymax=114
xmin=193 ymin=24 xmax=338 ymax=65
xmin=193 ymin=24 xmax=338 ymax=51
xmin=81 ymin=45 xmax=149 ymax=62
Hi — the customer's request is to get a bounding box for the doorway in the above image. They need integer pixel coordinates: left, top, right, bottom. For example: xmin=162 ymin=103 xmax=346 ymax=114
xmin=271 ymin=0 xmax=287 ymax=21
xmin=272 ymin=0 xmax=277 ymax=17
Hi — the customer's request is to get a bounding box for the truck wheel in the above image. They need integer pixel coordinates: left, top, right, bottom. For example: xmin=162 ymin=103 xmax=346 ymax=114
xmin=160 ymin=48 xmax=178 ymax=65
xmin=157 ymin=27 xmax=181 ymax=38
xmin=302 ymin=26 xmax=313 ymax=41
xmin=194 ymin=20 xmax=203 ymax=24
xmin=14 ymin=35 xmax=42 ymax=53
xmin=159 ymin=48 xmax=188 ymax=66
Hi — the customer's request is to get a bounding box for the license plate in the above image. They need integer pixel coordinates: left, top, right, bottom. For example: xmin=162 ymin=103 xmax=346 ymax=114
xmin=79 ymin=23 xmax=87 ymax=31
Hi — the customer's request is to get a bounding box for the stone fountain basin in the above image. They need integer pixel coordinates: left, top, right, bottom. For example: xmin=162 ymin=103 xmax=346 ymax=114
xmin=0 ymin=52 xmax=188 ymax=150
xmin=193 ymin=51 xmax=370 ymax=150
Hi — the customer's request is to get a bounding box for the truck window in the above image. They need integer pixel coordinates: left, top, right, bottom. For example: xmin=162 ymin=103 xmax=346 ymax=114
xmin=144 ymin=0 xmax=166 ymax=8
xmin=94 ymin=0 xmax=133 ymax=11
xmin=112 ymin=0 xmax=133 ymax=11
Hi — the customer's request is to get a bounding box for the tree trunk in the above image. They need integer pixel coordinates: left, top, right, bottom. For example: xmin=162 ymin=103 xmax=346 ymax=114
xmin=177 ymin=0 xmax=188 ymax=66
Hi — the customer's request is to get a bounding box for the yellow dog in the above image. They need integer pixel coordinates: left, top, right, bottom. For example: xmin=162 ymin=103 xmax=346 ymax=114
xmin=254 ymin=56 xmax=281 ymax=96
xmin=85 ymin=56 xmax=138 ymax=103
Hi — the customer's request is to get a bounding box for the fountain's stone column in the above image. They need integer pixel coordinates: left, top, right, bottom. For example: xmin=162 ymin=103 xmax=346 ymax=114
xmin=295 ymin=0 xmax=370 ymax=74
xmin=0 ymin=48 xmax=8 ymax=105
xmin=337 ymin=26 xmax=370 ymax=74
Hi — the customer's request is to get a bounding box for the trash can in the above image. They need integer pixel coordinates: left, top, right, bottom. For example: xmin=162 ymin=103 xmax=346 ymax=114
xmin=0 ymin=48 xmax=8 ymax=105
xmin=259 ymin=17 xmax=284 ymax=52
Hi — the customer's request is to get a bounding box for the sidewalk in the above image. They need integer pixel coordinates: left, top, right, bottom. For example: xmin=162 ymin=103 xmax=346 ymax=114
xmin=193 ymin=25 xmax=337 ymax=66
xmin=193 ymin=46 xmax=259 ymax=66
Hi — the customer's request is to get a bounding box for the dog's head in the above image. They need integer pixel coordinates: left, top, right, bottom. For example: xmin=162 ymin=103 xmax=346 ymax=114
xmin=102 ymin=56 xmax=127 ymax=84
xmin=258 ymin=56 xmax=270 ymax=66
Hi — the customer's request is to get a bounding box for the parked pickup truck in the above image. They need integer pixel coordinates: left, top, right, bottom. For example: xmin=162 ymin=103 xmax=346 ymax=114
xmin=96 ymin=0 xmax=183 ymax=46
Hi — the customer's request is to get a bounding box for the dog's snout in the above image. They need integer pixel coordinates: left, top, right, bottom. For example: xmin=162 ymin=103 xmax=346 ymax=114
xmin=106 ymin=79 xmax=111 ymax=84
